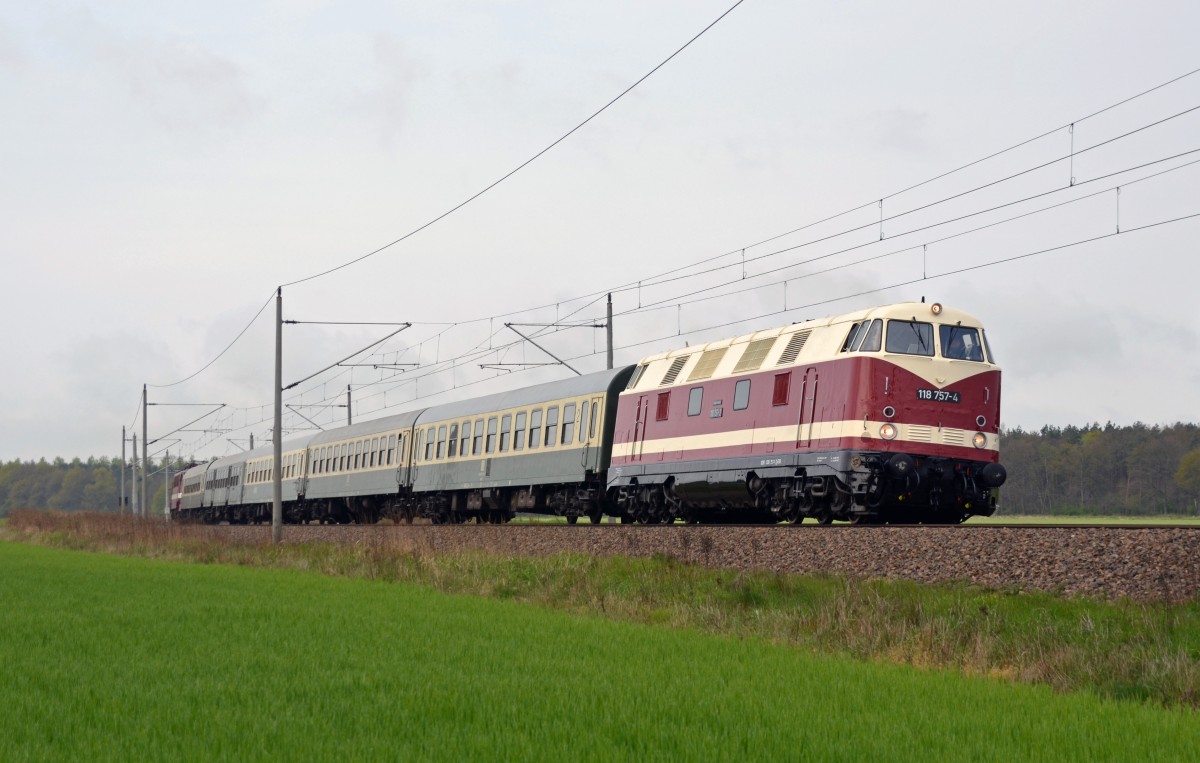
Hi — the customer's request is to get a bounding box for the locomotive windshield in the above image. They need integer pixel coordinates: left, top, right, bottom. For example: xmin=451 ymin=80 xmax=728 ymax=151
xmin=940 ymin=325 xmax=986 ymax=362
xmin=885 ymin=320 xmax=934 ymax=356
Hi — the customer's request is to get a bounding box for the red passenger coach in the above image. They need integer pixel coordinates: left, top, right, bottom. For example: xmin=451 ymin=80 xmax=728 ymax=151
xmin=608 ymin=302 xmax=1006 ymax=524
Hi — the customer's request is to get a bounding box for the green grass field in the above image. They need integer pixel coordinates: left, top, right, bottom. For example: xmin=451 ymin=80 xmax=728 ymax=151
xmin=2 ymin=541 xmax=1197 ymax=761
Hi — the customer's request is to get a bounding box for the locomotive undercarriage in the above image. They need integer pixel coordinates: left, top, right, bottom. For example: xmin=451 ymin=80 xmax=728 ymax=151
xmin=611 ymin=451 xmax=1004 ymax=525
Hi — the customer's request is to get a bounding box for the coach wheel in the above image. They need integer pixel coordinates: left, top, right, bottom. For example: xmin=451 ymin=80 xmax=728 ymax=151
xmin=566 ymin=515 xmax=578 ymax=525
xmin=588 ymin=510 xmax=603 ymax=524
xmin=817 ymin=513 xmax=833 ymax=526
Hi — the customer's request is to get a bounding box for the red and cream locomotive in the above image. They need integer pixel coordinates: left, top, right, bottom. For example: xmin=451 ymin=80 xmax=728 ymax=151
xmin=607 ymin=301 xmax=1005 ymax=523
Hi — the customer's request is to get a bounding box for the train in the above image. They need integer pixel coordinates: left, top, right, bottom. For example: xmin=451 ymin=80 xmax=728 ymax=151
xmin=171 ymin=301 xmax=1006 ymax=525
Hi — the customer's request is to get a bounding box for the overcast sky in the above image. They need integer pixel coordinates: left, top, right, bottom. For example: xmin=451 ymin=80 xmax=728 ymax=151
xmin=2 ymin=1 xmax=1198 ymax=463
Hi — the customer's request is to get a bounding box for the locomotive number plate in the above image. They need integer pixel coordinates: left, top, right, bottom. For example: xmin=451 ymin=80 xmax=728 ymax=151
xmin=916 ymin=388 xmax=960 ymax=403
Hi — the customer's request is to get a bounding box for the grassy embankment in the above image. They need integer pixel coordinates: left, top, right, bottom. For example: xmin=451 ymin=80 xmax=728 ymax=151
xmin=2 ymin=540 xmax=1198 ymax=761
xmin=5 ymin=511 xmax=1199 ymax=711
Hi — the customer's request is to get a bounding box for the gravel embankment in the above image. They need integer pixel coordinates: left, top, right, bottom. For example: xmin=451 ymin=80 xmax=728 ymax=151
xmin=207 ymin=524 xmax=1200 ymax=602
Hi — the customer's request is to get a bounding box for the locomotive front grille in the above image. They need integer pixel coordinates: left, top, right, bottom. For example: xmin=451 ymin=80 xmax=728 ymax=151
xmin=942 ymin=430 xmax=965 ymax=447
xmin=906 ymin=425 xmax=933 ymax=442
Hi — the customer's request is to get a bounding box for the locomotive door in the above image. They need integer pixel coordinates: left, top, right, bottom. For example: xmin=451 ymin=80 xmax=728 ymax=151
xmin=632 ymin=395 xmax=649 ymax=462
xmin=795 ymin=369 xmax=819 ymax=447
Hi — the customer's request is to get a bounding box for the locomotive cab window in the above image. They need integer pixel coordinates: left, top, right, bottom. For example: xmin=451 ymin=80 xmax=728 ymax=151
xmin=856 ymin=319 xmax=883 ymax=352
xmin=940 ymin=325 xmax=986 ymax=362
xmin=885 ymin=320 xmax=934 ymax=356
xmin=840 ymin=322 xmax=863 ymax=352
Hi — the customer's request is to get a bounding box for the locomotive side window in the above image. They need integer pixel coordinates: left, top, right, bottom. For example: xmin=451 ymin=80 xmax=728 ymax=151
xmin=500 ymin=415 xmax=512 ymax=452
xmin=733 ymin=379 xmax=751 ymax=410
xmin=655 ymin=392 xmax=670 ymax=422
xmin=529 ymin=409 xmax=542 ymax=449
xmin=562 ymin=404 xmax=576 ymax=445
xmin=885 ymin=320 xmax=934 ymax=356
xmin=514 ymin=412 xmax=527 ymax=451
xmin=772 ymin=372 xmax=791 ymax=406
xmin=857 ymin=319 xmax=883 ymax=352
xmin=939 ymin=325 xmax=985 ymax=362
xmin=840 ymin=322 xmax=862 ymax=352
xmin=687 ymin=387 xmax=703 ymax=416
xmin=545 ymin=406 xmax=559 ymax=447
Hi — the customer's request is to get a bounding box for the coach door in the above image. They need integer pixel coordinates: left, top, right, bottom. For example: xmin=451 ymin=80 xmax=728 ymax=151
xmin=632 ymin=395 xmax=649 ymax=462
xmin=796 ymin=369 xmax=818 ymax=447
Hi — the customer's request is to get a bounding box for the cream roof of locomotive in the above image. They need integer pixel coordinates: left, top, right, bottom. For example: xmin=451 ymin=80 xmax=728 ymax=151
xmin=628 ymin=302 xmax=990 ymax=391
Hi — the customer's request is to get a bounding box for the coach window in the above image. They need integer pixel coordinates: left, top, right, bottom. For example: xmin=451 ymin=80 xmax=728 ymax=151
xmin=544 ymin=406 xmax=559 ymax=447
xmin=473 ymin=418 xmax=484 ymax=455
xmin=578 ymin=401 xmax=589 ymax=443
xmin=529 ymin=409 xmax=543 ymax=449
xmin=357 ymin=441 xmax=365 ymax=470
xmin=325 ymin=448 xmax=332 ymax=473
xmin=562 ymin=404 xmax=576 ymax=445
xmin=485 ymin=417 xmax=498 ymax=453
xmin=514 ymin=412 xmax=527 ymax=451
xmin=857 ymin=319 xmax=883 ymax=352
xmin=388 ymin=435 xmax=396 ymax=465
xmin=424 ymin=428 xmax=435 ymax=461
xmin=773 ymin=372 xmax=791 ymax=406
xmin=459 ymin=421 xmax=471 ymax=457
xmin=886 ymin=320 xmax=934 ymax=356
xmin=436 ymin=426 xmax=447 ymax=459
xmin=733 ymin=379 xmax=751 ymax=410
xmin=500 ymin=415 xmax=512 ymax=452
xmin=687 ymin=387 xmax=704 ymax=416
xmin=448 ymin=424 xmax=459 ymax=458
xmin=338 ymin=444 xmax=346 ymax=472
xmin=369 ymin=438 xmax=377 ymax=467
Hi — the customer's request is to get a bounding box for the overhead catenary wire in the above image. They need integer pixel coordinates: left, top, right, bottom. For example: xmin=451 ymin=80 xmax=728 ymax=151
xmin=147 ymin=67 xmax=1200 ymax=398
xmin=279 ymin=0 xmax=748 ymax=289
xmin=157 ymin=65 xmax=1200 ymax=456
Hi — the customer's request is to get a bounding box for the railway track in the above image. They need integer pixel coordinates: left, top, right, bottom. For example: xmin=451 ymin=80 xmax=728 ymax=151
xmin=193 ymin=521 xmax=1200 ymax=602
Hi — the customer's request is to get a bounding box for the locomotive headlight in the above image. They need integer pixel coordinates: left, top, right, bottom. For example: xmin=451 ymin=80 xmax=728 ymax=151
xmin=931 ymin=302 xmax=943 ymax=315
xmin=973 ymin=432 xmax=987 ymax=449
xmin=880 ymin=423 xmax=898 ymax=440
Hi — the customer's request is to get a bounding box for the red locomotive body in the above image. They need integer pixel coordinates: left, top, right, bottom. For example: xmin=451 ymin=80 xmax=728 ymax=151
xmin=608 ymin=302 xmax=1005 ymax=524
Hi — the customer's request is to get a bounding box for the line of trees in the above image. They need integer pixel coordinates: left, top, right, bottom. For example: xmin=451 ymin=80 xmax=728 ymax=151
xmin=0 ymin=456 xmax=189 ymax=518
xmin=999 ymin=422 xmax=1200 ymax=515
xmin=2 ymin=422 xmax=1198 ymax=517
